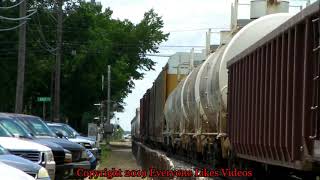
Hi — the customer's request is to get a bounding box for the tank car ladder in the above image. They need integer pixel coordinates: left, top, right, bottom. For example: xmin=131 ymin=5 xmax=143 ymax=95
xmin=310 ymin=15 xmax=320 ymax=140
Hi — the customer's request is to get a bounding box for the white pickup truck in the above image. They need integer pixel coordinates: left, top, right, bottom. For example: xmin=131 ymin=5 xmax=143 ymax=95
xmin=0 ymin=137 xmax=56 ymax=179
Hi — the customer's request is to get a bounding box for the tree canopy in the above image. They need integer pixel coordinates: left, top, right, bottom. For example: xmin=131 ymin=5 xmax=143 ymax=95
xmin=0 ymin=0 xmax=168 ymax=131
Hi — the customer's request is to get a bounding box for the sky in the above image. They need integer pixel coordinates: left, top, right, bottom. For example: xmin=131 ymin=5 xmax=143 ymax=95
xmin=98 ymin=0 xmax=310 ymax=131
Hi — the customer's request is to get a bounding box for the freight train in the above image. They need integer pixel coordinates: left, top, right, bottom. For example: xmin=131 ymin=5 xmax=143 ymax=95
xmin=131 ymin=1 xmax=320 ymax=179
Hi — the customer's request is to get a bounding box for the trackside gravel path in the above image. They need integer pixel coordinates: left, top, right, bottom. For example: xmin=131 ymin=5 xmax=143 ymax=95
xmin=97 ymin=141 xmax=143 ymax=180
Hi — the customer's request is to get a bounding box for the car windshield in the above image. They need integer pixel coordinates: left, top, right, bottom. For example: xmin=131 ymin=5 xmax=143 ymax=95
xmin=15 ymin=117 xmax=56 ymax=137
xmin=49 ymin=125 xmax=75 ymax=138
xmin=0 ymin=118 xmax=32 ymax=139
xmin=0 ymin=123 xmax=13 ymax=137
xmin=65 ymin=124 xmax=80 ymax=136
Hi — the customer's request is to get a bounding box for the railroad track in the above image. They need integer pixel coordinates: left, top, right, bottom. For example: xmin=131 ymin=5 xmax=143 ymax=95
xmin=162 ymin=148 xmax=307 ymax=180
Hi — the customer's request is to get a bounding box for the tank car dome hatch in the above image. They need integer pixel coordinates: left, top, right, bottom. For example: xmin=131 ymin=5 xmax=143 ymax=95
xmin=219 ymin=13 xmax=293 ymax=109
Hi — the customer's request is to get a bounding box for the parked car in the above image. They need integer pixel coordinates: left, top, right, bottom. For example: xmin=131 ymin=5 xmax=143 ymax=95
xmin=62 ymin=124 xmax=96 ymax=141
xmin=0 ymin=124 xmax=55 ymax=179
xmin=0 ymin=161 xmax=35 ymax=180
xmin=0 ymin=144 xmax=50 ymax=179
xmin=0 ymin=114 xmax=70 ymax=179
xmin=47 ymin=122 xmax=100 ymax=160
xmin=6 ymin=113 xmax=93 ymax=178
xmin=123 ymin=134 xmax=131 ymax=140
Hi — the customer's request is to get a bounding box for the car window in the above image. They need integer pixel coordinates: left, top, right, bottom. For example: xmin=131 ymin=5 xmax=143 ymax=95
xmin=15 ymin=117 xmax=56 ymax=137
xmin=50 ymin=126 xmax=69 ymax=137
xmin=65 ymin=125 xmax=80 ymax=136
xmin=0 ymin=119 xmax=30 ymax=138
xmin=49 ymin=125 xmax=75 ymax=138
xmin=11 ymin=119 xmax=35 ymax=135
xmin=0 ymin=123 xmax=12 ymax=137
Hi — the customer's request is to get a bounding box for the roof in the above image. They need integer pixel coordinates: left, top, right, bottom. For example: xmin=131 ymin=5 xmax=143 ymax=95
xmin=0 ymin=113 xmax=12 ymax=118
xmin=4 ymin=113 xmax=39 ymax=119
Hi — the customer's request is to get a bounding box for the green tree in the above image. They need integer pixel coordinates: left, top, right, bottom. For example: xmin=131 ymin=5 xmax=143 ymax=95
xmin=0 ymin=1 xmax=168 ymax=132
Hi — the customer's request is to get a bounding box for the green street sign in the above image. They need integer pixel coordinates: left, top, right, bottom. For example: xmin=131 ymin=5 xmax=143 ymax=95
xmin=37 ymin=97 xmax=51 ymax=102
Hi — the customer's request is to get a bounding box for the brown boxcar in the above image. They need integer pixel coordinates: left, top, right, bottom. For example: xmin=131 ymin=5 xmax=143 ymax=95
xmin=148 ymin=85 xmax=155 ymax=142
xmin=227 ymin=2 xmax=320 ymax=171
xmin=144 ymin=89 xmax=151 ymax=141
xmin=153 ymin=68 xmax=167 ymax=143
xmin=139 ymin=96 xmax=145 ymax=141
xmin=140 ymin=91 xmax=150 ymax=142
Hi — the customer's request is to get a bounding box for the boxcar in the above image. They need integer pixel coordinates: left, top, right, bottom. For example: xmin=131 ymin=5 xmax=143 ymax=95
xmin=227 ymin=2 xmax=320 ymax=172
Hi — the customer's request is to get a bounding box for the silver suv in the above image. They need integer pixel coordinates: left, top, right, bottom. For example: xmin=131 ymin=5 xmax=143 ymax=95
xmin=47 ymin=123 xmax=100 ymax=160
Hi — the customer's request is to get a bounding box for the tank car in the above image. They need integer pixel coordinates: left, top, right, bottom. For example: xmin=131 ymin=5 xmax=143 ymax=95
xmin=164 ymin=12 xmax=293 ymax=164
xmin=134 ymin=1 xmax=320 ymax=178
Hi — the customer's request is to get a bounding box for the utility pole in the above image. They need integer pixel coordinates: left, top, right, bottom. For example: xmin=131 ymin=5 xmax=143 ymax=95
xmin=15 ymin=0 xmax=27 ymax=113
xmin=100 ymin=74 xmax=104 ymax=133
xmin=100 ymin=101 xmax=104 ymax=132
xmin=106 ymin=65 xmax=111 ymax=125
xmin=53 ymin=0 xmax=63 ymax=122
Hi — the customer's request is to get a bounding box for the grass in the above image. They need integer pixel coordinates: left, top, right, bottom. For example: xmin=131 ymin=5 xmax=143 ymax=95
xmin=98 ymin=144 xmax=111 ymax=168
xmin=96 ymin=144 xmax=111 ymax=180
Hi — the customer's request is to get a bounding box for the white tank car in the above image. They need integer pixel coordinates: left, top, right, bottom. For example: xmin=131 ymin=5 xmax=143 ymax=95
xmin=194 ymin=45 xmax=227 ymax=135
xmin=163 ymin=13 xmax=293 ymax=154
xmin=219 ymin=13 xmax=293 ymax=109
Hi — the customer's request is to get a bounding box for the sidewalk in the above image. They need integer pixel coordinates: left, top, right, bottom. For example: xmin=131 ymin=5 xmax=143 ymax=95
xmin=97 ymin=141 xmax=142 ymax=180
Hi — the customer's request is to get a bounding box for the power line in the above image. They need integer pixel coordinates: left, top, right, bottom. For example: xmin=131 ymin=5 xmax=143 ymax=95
xmin=0 ymin=41 xmax=205 ymax=48
xmin=26 ymin=24 xmax=229 ymax=34
xmin=146 ymin=54 xmax=172 ymax=57
xmin=0 ymin=47 xmax=203 ymax=55
xmin=0 ymin=0 xmax=25 ymax=9
xmin=33 ymin=12 xmax=57 ymax=52
xmin=164 ymin=27 xmax=229 ymax=33
xmin=0 ymin=21 xmax=26 ymax=31
xmin=0 ymin=9 xmax=37 ymax=21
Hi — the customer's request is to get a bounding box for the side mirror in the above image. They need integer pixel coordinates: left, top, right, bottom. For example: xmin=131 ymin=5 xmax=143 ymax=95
xmin=56 ymin=132 xmax=64 ymax=138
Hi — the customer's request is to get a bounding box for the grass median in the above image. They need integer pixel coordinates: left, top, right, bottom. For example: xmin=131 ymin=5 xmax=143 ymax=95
xmin=96 ymin=144 xmax=111 ymax=180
